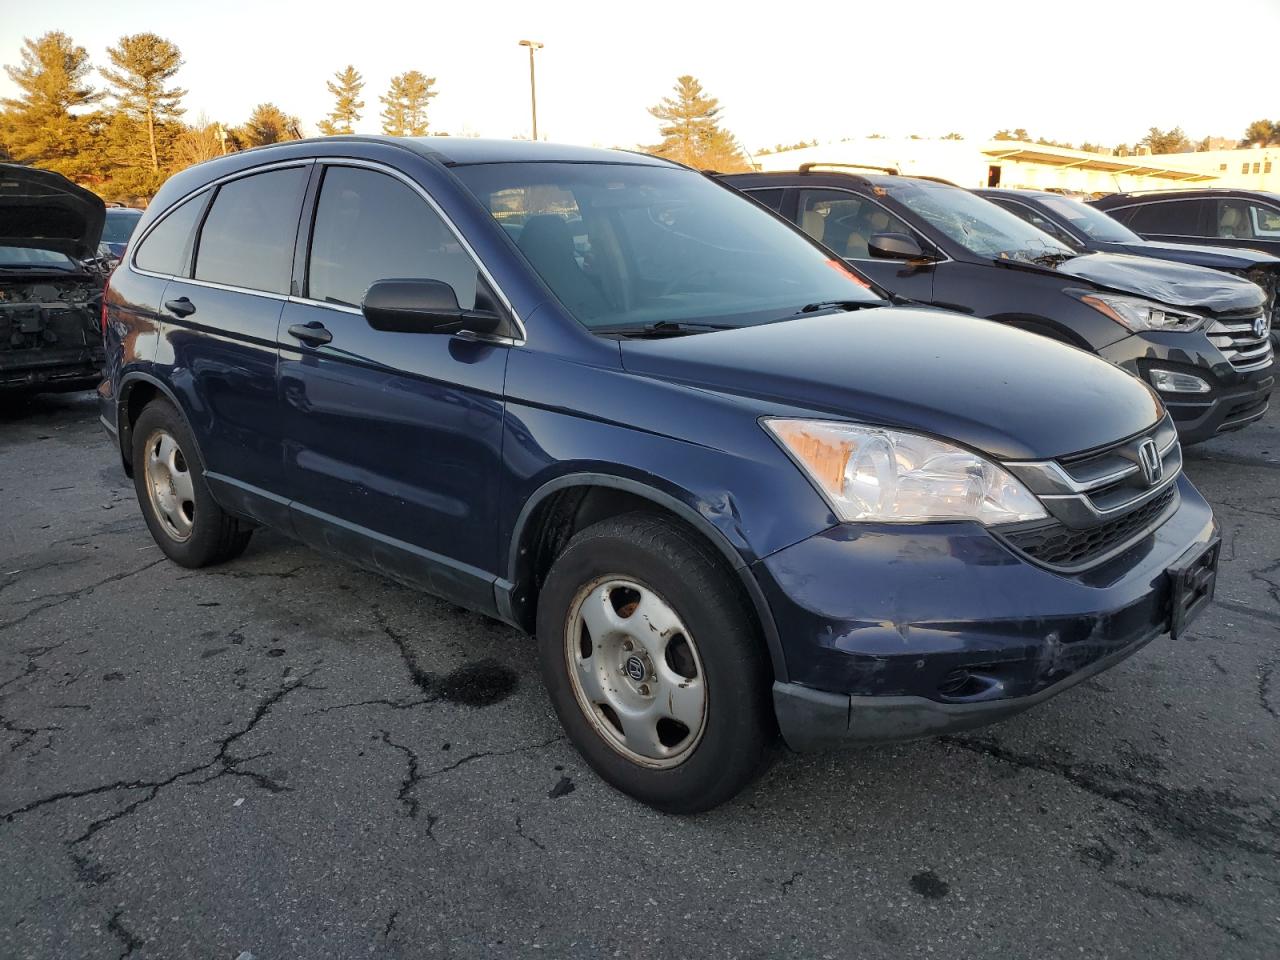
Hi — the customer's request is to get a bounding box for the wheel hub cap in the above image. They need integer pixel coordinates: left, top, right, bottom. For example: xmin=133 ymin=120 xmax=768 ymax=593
xmin=564 ymin=577 xmax=707 ymax=768
xmin=143 ymin=429 xmax=195 ymax=542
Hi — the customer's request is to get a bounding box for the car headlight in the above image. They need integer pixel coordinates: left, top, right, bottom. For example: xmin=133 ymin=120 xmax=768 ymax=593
xmin=764 ymin=419 xmax=1047 ymax=524
xmin=1076 ymin=292 xmax=1204 ymax=333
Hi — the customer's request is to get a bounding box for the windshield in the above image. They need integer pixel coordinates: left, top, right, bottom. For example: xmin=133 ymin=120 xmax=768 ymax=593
xmin=883 ymin=180 xmax=1076 ymax=264
xmin=453 ymin=162 xmax=882 ymax=331
xmin=1037 ymin=196 xmax=1139 ymax=243
xmin=0 ymin=246 xmax=76 ymax=269
xmin=101 ymin=210 xmax=142 ymax=244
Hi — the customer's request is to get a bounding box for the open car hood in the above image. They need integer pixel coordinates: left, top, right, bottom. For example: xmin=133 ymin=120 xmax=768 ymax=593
xmin=1054 ymin=252 xmax=1265 ymax=316
xmin=0 ymin=163 xmax=106 ymax=261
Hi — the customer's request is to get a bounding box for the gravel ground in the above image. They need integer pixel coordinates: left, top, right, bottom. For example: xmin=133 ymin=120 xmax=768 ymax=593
xmin=1 ymin=390 xmax=1277 ymax=959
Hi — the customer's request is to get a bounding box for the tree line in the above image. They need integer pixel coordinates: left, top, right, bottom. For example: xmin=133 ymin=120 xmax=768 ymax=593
xmin=0 ymin=31 xmax=440 ymax=202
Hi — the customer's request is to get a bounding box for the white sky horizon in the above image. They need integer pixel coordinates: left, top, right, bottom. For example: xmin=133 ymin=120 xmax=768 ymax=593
xmin=3 ymin=0 xmax=1278 ymax=153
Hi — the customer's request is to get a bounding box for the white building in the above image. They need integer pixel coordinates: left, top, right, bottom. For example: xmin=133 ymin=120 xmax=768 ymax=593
xmin=752 ymin=138 xmax=1280 ymax=195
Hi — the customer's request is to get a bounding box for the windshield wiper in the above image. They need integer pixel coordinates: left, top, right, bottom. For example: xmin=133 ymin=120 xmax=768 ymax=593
xmin=799 ymin=299 xmax=883 ymax=313
xmin=595 ymin=320 xmax=729 ymax=339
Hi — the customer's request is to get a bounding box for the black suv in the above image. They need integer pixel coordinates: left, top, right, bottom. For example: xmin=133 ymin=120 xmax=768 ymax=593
xmin=978 ymin=187 xmax=1280 ymax=330
xmin=724 ymin=169 xmax=1274 ymax=443
xmin=1089 ymin=187 xmax=1280 ymax=347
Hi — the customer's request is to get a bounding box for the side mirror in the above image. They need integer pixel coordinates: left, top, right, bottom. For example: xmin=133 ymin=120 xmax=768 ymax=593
xmin=867 ymin=232 xmax=931 ymax=261
xmin=361 ymin=278 xmax=502 ymax=336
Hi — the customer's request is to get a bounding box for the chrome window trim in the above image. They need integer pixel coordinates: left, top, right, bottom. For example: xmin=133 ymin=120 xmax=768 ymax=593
xmin=126 ymin=155 xmax=527 ymax=344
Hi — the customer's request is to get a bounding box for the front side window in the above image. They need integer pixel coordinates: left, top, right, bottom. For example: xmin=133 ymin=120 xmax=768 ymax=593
xmin=454 ymin=162 xmax=880 ymax=331
xmin=1034 ymin=196 xmax=1139 ymax=244
xmin=1251 ymin=203 xmax=1280 ymax=238
xmin=991 ymin=199 xmax=1084 ymax=250
xmin=747 ymin=189 xmax=785 ymax=213
xmin=195 ymin=167 xmax=308 ymax=294
xmin=880 ymin=180 xmax=1075 ymax=263
xmin=133 ymin=192 xmax=207 ymax=276
xmin=797 ymin=190 xmax=916 ymax=259
xmin=307 ymin=166 xmax=478 ymax=309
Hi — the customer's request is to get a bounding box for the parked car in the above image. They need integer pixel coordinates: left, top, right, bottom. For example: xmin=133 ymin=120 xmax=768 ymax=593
xmin=1089 ymin=187 xmax=1280 ymax=349
xmin=977 ymin=187 xmax=1280 ymax=330
xmin=101 ymin=139 xmax=1220 ymax=812
xmin=1 ymin=163 xmax=107 ymax=394
xmin=98 ymin=206 xmax=144 ymax=263
xmin=723 ymin=168 xmax=1274 ymax=444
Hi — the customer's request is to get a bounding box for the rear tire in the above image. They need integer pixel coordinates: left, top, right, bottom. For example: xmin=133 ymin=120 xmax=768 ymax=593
xmin=536 ymin=512 xmax=772 ymax=813
xmin=131 ymin=399 xmax=252 ymax=568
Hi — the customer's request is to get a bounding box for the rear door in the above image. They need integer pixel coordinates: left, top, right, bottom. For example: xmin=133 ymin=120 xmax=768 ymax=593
xmin=276 ymin=161 xmax=509 ymax=611
xmin=156 ymin=162 xmax=310 ymax=519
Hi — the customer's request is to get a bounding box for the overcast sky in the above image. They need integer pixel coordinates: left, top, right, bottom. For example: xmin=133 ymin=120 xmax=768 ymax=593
xmin=4 ymin=0 xmax=1278 ymax=151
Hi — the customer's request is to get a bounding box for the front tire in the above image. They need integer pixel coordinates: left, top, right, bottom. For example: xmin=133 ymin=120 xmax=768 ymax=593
xmin=537 ymin=512 xmax=772 ymax=813
xmin=131 ymin=399 xmax=252 ymax=568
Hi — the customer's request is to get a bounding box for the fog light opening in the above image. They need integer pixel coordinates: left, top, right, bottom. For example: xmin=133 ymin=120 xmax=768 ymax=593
xmin=1149 ymin=369 xmax=1210 ymax=394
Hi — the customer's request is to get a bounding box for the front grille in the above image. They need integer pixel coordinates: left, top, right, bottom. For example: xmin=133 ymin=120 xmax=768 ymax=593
xmin=1207 ymin=308 xmax=1273 ymax=373
xmin=999 ymin=416 xmax=1182 ymax=572
xmin=1000 ymin=485 xmax=1178 ymax=570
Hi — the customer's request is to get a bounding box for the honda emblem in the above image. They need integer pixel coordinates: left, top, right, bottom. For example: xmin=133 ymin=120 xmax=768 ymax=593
xmin=1138 ymin=438 xmax=1163 ymax=486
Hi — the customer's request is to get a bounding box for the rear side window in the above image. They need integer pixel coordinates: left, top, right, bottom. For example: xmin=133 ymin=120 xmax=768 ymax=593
xmin=1120 ymin=199 xmax=1204 ymax=236
xmin=195 ymin=167 xmax=308 ymax=294
xmin=133 ymin=193 xmax=207 ymax=276
xmin=307 ymin=166 xmax=478 ymax=309
xmin=747 ymin=189 xmax=785 ymax=213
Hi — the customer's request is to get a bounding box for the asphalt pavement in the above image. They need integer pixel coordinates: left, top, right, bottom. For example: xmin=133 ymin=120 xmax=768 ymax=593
xmin=1 ymin=390 xmax=1277 ymax=959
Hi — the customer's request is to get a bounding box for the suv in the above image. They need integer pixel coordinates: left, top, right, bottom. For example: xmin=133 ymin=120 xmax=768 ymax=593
xmin=723 ymin=169 xmax=1274 ymax=444
xmin=1089 ymin=187 xmax=1280 ymax=348
xmin=102 ymin=138 xmax=1220 ymax=812
xmin=1 ymin=164 xmax=108 ymax=394
xmin=978 ymin=187 xmax=1280 ymax=332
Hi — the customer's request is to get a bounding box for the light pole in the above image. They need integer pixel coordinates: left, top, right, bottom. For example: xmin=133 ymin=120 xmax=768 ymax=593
xmin=518 ymin=40 xmax=543 ymax=140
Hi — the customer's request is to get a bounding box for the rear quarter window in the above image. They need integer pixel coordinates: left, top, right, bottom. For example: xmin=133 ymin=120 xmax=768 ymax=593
xmin=133 ymin=193 xmax=208 ymax=276
xmin=194 ymin=167 xmax=309 ymax=294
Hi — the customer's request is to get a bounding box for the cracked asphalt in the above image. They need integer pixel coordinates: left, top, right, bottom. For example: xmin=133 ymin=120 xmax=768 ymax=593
xmin=2 ymin=391 xmax=1278 ymax=960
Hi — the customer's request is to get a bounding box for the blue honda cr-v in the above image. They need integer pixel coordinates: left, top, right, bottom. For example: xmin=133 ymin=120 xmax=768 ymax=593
xmin=99 ymin=138 xmax=1220 ymax=812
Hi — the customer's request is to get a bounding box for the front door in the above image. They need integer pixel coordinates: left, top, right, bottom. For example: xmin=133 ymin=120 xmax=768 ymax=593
xmin=277 ymin=162 xmax=508 ymax=612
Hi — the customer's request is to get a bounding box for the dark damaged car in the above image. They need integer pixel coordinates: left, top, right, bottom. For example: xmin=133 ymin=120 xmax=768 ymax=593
xmin=1 ymin=164 xmax=108 ymax=395
xmin=724 ymin=169 xmax=1274 ymax=444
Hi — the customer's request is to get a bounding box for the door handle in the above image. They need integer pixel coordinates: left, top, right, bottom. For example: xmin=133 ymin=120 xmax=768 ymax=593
xmin=164 ymin=297 xmax=196 ymax=318
xmin=288 ymin=321 xmax=333 ymax=346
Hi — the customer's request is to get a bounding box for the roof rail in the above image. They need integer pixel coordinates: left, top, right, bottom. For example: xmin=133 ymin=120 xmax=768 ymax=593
xmin=798 ymin=161 xmax=899 ymax=176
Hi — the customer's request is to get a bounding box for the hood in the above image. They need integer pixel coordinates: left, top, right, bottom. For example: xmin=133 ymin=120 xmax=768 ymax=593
xmin=0 ymin=163 xmax=106 ymax=261
xmin=1054 ymin=252 xmax=1264 ymax=316
xmin=1094 ymin=238 xmax=1280 ymax=271
xmin=620 ymin=308 xmax=1163 ymax=461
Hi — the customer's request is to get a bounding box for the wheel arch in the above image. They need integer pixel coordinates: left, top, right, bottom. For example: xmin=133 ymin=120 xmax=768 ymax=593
xmin=500 ymin=473 xmax=788 ymax=683
xmin=116 ymin=372 xmax=205 ymax=479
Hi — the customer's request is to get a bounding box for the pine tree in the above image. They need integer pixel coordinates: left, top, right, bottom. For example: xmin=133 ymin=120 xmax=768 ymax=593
xmin=317 ymin=65 xmax=364 ymax=136
xmin=645 ymin=75 xmax=747 ymax=172
xmin=380 ymin=71 xmax=436 ymax=136
xmin=1 ymin=31 xmax=103 ymax=178
xmin=100 ymin=33 xmax=186 ymax=171
xmin=239 ymin=103 xmax=302 ymax=146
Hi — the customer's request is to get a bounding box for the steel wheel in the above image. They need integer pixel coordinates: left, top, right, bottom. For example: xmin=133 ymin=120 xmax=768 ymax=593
xmin=143 ymin=428 xmax=195 ymax=542
xmin=564 ymin=576 xmax=708 ymax=768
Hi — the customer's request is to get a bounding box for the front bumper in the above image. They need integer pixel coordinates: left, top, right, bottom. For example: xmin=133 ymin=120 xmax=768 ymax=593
xmin=1098 ymin=331 xmax=1272 ymax=444
xmin=755 ymin=475 xmax=1218 ymax=751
